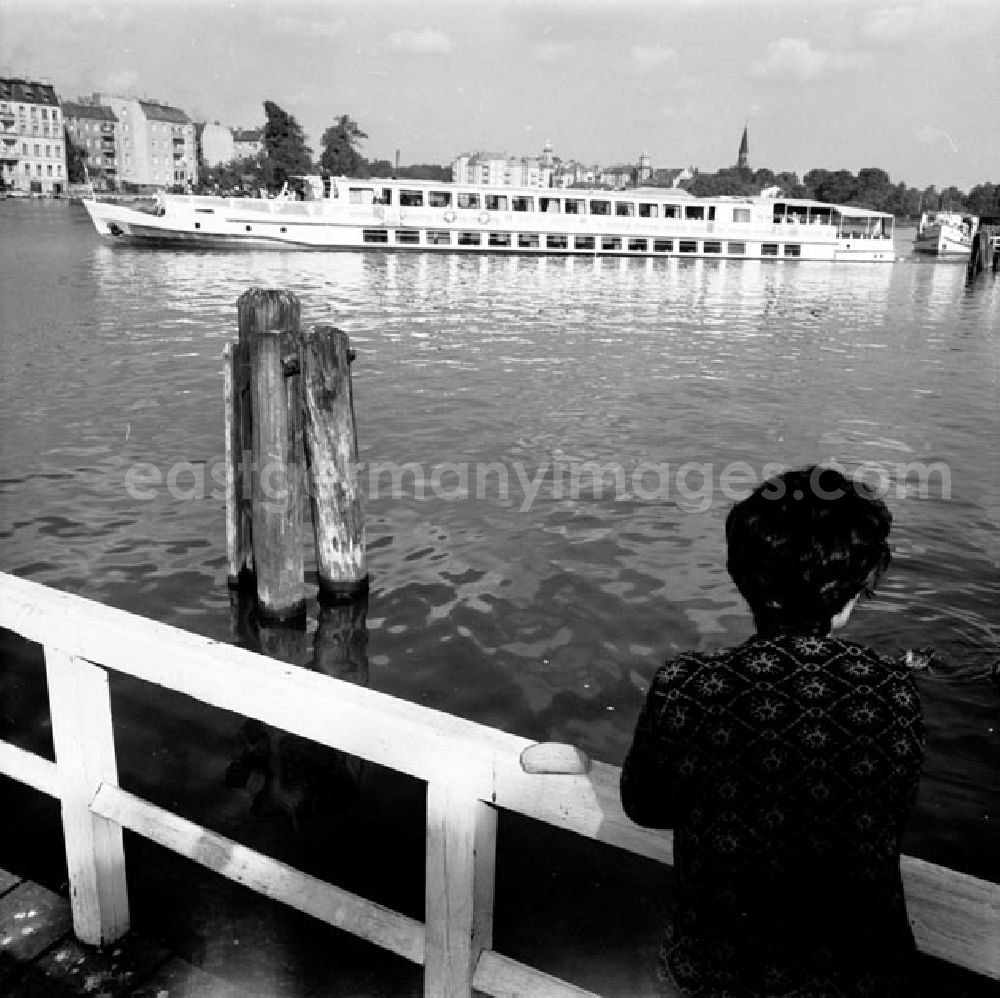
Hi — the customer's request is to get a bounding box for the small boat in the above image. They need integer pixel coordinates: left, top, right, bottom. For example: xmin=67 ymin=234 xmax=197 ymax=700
xmin=81 ymin=176 xmax=896 ymax=262
xmin=913 ymin=211 xmax=978 ymax=256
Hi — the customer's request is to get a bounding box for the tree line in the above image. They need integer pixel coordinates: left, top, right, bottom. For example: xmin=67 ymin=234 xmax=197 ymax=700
xmin=678 ymin=166 xmax=999 ymax=220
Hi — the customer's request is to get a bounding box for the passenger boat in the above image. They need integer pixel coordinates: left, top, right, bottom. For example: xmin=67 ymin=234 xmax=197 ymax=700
xmin=81 ymin=176 xmax=896 ymax=262
xmin=912 ymin=211 xmax=978 ymax=256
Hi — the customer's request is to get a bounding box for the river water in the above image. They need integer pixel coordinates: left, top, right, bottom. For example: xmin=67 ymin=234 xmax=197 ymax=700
xmin=1 ymin=200 xmax=998 ymax=995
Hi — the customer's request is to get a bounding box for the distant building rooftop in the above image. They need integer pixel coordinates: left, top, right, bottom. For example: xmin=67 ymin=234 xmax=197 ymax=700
xmin=139 ymin=100 xmax=190 ymax=124
xmin=0 ymin=78 xmax=60 ymax=106
xmin=62 ymin=101 xmax=118 ymax=122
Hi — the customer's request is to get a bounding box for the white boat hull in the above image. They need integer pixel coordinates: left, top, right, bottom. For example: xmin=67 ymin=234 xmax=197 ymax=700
xmin=912 ymin=213 xmax=976 ymax=256
xmin=81 ymin=184 xmax=896 ymax=263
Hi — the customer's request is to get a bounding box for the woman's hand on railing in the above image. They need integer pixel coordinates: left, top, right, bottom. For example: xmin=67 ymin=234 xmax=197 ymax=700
xmin=519 ymin=742 xmax=591 ymax=775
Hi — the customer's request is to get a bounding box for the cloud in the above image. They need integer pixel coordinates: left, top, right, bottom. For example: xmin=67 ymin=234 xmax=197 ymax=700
xmin=630 ymin=45 xmax=679 ymax=75
xmin=384 ymin=29 xmax=453 ymax=54
xmin=749 ymin=38 xmax=869 ymax=82
xmin=273 ymin=16 xmax=349 ymax=41
xmin=862 ymin=1 xmax=998 ymax=44
xmin=915 ymin=126 xmax=958 ymax=153
xmin=533 ymin=41 xmax=576 ymax=64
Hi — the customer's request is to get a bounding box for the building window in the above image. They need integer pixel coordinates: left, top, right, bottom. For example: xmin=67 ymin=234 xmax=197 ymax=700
xmin=784 ymin=244 xmax=801 ymax=257
xmin=654 ymin=239 xmax=673 ymax=252
xmin=601 ymin=236 xmax=621 ymax=251
xmin=45 ymin=145 xmax=51 ymax=157
xmin=574 ymin=235 xmax=595 ymax=250
xmin=47 ymin=164 xmax=52 ymax=176
xmin=518 ymin=233 xmax=539 ymax=248
xmin=762 ymin=243 xmax=779 ymax=256
xmin=34 ymin=144 xmax=39 ymax=156
xmin=679 ymin=240 xmax=698 ymax=253
xmin=628 ymin=238 xmax=648 ymax=252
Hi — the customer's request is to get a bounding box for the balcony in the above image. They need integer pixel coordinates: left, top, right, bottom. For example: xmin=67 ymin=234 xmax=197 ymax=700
xmin=0 ymin=110 xmax=15 ymax=124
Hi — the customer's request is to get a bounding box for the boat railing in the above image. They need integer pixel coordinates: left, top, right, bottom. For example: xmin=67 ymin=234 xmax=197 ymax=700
xmin=2 ymin=571 xmax=996 ymax=996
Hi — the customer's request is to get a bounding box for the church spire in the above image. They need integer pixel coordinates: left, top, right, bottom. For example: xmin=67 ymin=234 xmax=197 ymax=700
xmin=737 ymin=123 xmax=749 ymax=171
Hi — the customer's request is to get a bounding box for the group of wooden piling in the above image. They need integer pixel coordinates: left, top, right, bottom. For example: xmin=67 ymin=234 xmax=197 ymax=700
xmin=225 ymin=288 xmax=367 ymax=620
xmin=966 ymin=222 xmax=1000 ymax=282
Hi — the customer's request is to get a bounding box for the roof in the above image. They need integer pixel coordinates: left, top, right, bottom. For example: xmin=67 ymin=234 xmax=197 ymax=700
xmin=232 ymin=128 xmax=262 ymax=142
xmin=62 ymin=101 xmax=118 ymax=123
xmin=138 ymin=100 xmax=190 ymax=124
xmin=0 ymin=77 xmax=60 ymax=106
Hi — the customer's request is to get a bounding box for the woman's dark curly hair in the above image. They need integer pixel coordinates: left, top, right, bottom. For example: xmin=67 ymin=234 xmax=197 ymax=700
xmin=725 ymin=466 xmax=892 ymax=635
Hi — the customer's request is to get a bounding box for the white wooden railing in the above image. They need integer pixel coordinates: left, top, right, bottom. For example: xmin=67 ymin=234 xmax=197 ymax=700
xmin=0 ymin=571 xmax=998 ymax=996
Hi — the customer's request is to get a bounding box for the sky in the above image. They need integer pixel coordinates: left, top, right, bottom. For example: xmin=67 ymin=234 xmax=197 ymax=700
xmin=1 ymin=0 xmax=997 ymax=191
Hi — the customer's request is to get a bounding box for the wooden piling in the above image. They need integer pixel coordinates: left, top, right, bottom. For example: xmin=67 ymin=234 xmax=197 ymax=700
xmin=300 ymin=324 xmax=368 ymax=600
xmin=313 ymin=596 xmax=369 ymax=684
xmin=224 ymin=342 xmax=253 ymax=586
xmin=249 ymin=328 xmax=305 ymax=621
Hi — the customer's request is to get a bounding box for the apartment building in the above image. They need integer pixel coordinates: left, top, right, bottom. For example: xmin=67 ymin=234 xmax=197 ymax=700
xmin=62 ymin=101 xmax=120 ymax=190
xmin=451 ymin=151 xmax=553 ymax=188
xmin=0 ymin=77 xmax=68 ymax=195
xmin=95 ymin=95 xmax=197 ymax=189
xmin=232 ymin=128 xmax=263 ymax=161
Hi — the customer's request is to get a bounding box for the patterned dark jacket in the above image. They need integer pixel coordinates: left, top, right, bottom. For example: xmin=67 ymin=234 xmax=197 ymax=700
xmin=621 ymin=635 xmax=924 ymax=997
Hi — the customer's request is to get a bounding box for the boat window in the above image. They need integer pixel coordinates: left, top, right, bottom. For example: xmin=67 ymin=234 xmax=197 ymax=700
xmin=662 ymin=205 xmax=680 ymax=219
xmin=616 ymin=202 xmax=635 ymax=217
xmin=539 ymin=197 xmax=561 ymax=213
xmin=704 ymin=241 xmax=722 ymax=253
xmin=362 ymin=229 xmax=389 ymax=243
xmin=428 ymin=191 xmax=452 ymax=208
xmin=458 ymin=231 xmax=481 ymax=245
xmin=399 ymin=190 xmax=424 ymax=207
xmin=518 ymin=233 xmax=539 ymax=247
xmin=654 ymin=239 xmax=672 ymax=252
xmin=512 ymin=196 xmax=534 ymax=212
xmin=590 ymin=199 xmax=611 ymax=215
xmin=575 ymin=235 xmax=595 ymax=250
xmin=565 ymin=199 xmax=585 ymax=215
xmin=679 ymin=240 xmax=697 ymax=253
xmin=732 ymin=208 xmax=752 ymax=223
xmin=708 ymin=206 xmax=716 ymax=221
xmin=728 ymin=241 xmax=746 ymax=255
xmin=546 ymin=234 xmax=568 ymax=249
xmin=350 ymin=188 xmax=376 ymax=204
xmin=485 ymin=194 xmax=508 ymax=211
xmin=602 ymin=236 xmax=621 ymax=251
xmin=457 ymin=193 xmax=480 ymax=209
xmin=684 ymin=206 xmax=705 ymax=220
xmin=628 ymin=238 xmax=648 ymax=252
xmin=639 ymin=203 xmax=658 ymax=218
xmin=426 ymin=229 xmax=451 ymax=245
xmin=395 ymin=229 xmax=420 ymax=245
xmin=784 ymin=244 xmax=801 ymax=257
xmin=489 ymin=232 xmax=511 ymax=247
xmin=381 ymin=189 xmax=393 ymax=205
xmin=762 ymin=243 xmax=778 ymax=256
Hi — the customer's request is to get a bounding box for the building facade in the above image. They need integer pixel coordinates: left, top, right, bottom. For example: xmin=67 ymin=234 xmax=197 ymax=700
xmin=95 ymin=95 xmax=197 ymax=189
xmin=232 ymin=128 xmax=263 ymax=161
xmin=451 ymin=149 xmax=554 ymax=188
xmin=62 ymin=101 xmax=120 ymax=190
xmin=0 ymin=78 xmax=68 ymax=195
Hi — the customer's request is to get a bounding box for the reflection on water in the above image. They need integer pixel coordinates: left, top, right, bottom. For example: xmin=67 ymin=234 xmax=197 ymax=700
xmin=1 ymin=203 xmax=998 ymax=893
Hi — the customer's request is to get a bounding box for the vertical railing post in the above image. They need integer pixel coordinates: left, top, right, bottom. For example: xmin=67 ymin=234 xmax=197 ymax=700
xmin=424 ymin=779 xmax=497 ymax=997
xmin=45 ymin=648 xmax=129 ymax=945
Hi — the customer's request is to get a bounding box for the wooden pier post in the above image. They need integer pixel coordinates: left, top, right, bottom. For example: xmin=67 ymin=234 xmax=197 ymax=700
xmin=224 ymin=342 xmax=253 ymax=586
xmin=249 ymin=328 xmax=305 ymax=621
xmin=313 ymin=595 xmax=369 ymax=684
xmin=300 ymin=324 xmax=368 ymax=600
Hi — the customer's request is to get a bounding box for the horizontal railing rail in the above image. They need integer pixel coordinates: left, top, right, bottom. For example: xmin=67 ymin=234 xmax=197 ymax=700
xmin=0 ymin=571 xmax=998 ymax=995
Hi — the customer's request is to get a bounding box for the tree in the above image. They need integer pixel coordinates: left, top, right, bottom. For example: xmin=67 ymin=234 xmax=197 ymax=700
xmin=65 ymin=126 xmax=88 ymax=184
xmin=967 ymin=183 xmax=1000 ymax=218
xmin=319 ymin=115 xmax=369 ymax=176
xmin=262 ymin=100 xmax=313 ymax=189
xmin=855 ymin=168 xmax=892 ymax=210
